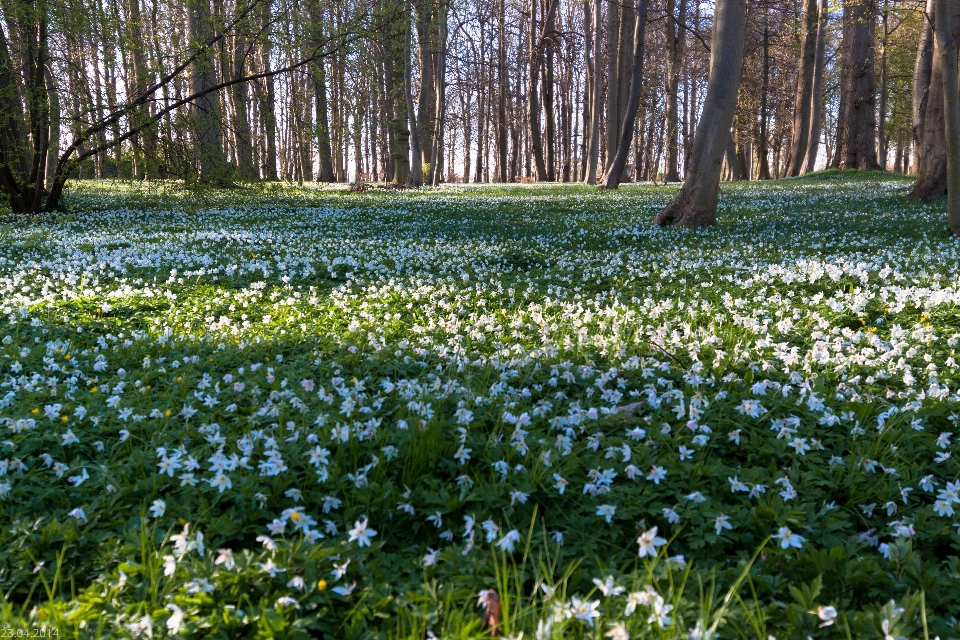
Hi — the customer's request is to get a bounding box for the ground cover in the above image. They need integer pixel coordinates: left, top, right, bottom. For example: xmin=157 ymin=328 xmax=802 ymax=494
xmin=0 ymin=172 xmax=958 ymax=638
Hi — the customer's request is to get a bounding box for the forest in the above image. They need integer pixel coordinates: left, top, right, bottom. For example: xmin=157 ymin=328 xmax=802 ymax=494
xmin=5 ymin=0 xmax=960 ymax=637
xmin=0 ymin=0 xmax=952 ymax=214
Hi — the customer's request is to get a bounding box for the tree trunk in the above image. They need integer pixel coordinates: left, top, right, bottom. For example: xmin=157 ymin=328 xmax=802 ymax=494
xmin=913 ymin=0 xmax=936 ymax=176
xmin=405 ymin=3 xmax=423 ymax=187
xmin=529 ymin=0 xmax=558 ymax=181
xmin=230 ymin=18 xmax=255 ymax=180
xmin=428 ymin=6 xmax=448 ymax=185
xmin=877 ymin=0 xmax=889 ymax=169
xmin=600 ymin=0 xmax=647 ymax=189
xmin=664 ymin=0 xmax=686 ymax=182
xmin=911 ymin=0 xmax=948 ymax=198
xmin=497 ymin=0 xmax=508 ymax=182
xmin=655 ymin=0 xmax=746 ymax=226
xmin=838 ymin=0 xmax=880 ymax=171
xmin=804 ymin=0 xmax=828 ymax=173
xmin=787 ymin=0 xmax=819 ymax=176
xmin=315 ymin=58 xmax=335 ymax=181
xmin=584 ymin=0 xmax=602 ymax=184
xmin=757 ymin=22 xmax=771 ymax=180
xmin=187 ymin=0 xmax=228 ymax=183
xmin=934 ymin=0 xmax=960 ymax=233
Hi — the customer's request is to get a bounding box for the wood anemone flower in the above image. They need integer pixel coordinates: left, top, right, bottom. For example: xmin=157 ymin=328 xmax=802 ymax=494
xmin=478 ymin=589 xmax=501 ymax=637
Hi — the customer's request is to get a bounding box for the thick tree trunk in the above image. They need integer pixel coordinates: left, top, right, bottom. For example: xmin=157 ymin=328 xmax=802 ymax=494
xmin=913 ymin=0 xmax=935 ymax=177
xmin=600 ymin=0 xmax=647 ymax=189
xmin=655 ymin=0 xmax=746 ymax=226
xmin=804 ymin=0 xmax=828 ymax=173
xmin=187 ymin=0 xmax=228 ymax=182
xmin=911 ymin=0 xmax=948 ymax=199
xmin=787 ymin=0 xmax=819 ymax=176
xmin=933 ymin=0 xmax=960 ymax=233
xmin=315 ymin=58 xmax=335 ymax=181
xmin=838 ymin=0 xmax=880 ymax=171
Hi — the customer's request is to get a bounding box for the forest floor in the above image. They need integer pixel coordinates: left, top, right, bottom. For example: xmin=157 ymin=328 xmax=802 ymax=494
xmin=1 ymin=171 xmax=958 ymax=638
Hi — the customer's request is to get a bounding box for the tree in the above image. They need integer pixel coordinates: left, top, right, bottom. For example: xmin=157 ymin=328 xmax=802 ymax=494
xmin=654 ymin=0 xmax=747 ymax=226
xmin=933 ymin=0 xmax=960 ymax=232
xmin=0 ymin=0 xmax=373 ymax=212
xmin=833 ymin=0 xmax=880 ymax=170
xmin=787 ymin=0 xmax=821 ymax=176
xmin=600 ymin=0 xmax=647 ymax=189
xmin=911 ymin=0 xmax=947 ymax=198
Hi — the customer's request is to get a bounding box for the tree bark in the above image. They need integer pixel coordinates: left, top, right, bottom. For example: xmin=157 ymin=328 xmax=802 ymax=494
xmin=600 ymin=0 xmax=647 ymax=189
xmin=584 ymin=0 xmax=602 ymax=184
xmin=655 ymin=0 xmax=746 ymax=226
xmin=933 ymin=0 xmax=960 ymax=233
xmin=804 ymin=0 xmax=828 ymax=173
xmin=787 ymin=0 xmax=819 ymax=176
xmin=664 ymin=0 xmax=686 ymax=182
xmin=405 ymin=2 xmax=423 ymax=187
xmin=838 ymin=0 xmax=880 ymax=171
xmin=187 ymin=0 xmax=229 ymax=183
xmin=911 ymin=0 xmax=948 ymax=199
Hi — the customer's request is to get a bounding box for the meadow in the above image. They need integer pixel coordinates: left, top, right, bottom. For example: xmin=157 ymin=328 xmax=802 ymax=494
xmin=0 ymin=172 xmax=958 ymax=638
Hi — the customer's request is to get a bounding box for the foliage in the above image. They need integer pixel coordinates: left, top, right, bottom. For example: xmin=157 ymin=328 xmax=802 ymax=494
xmin=0 ymin=173 xmax=958 ymax=637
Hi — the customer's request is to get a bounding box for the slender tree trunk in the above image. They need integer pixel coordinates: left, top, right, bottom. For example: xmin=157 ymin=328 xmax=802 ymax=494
xmin=655 ymin=0 xmax=746 ymax=226
xmin=406 ymin=3 xmax=423 ymax=187
xmin=429 ymin=6 xmax=448 ymax=185
xmin=497 ymin=0 xmax=508 ymax=182
xmin=600 ymin=0 xmax=647 ymax=189
xmin=878 ymin=0 xmax=889 ymax=169
xmin=664 ymin=0 xmax=686 ymax=182
xmin=757 ymin=22 xmax=771 ymax=180
xmin=584 ymin=0 xmax=602 ymax=184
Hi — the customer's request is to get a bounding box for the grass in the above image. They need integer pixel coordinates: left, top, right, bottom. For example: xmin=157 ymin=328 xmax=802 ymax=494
xmin=0 ymin=171 xmax=957 ymax=638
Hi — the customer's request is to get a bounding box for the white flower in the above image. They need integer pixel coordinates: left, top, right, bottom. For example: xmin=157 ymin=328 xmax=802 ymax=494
xmin=215 ymin=548 xmax=235 ymax=570
xmin=166 ymin=604 xmax=184 ymax=635
xmin=604 ymin=622 xmax=629 ymax=640
xmin=596 ymin=504 xmax=616 ymax=523
xmin=646 ymin=465 xmax=667 ymax=484
xmin=332 ymin=581 xmax=356 ymax=597
xmin=68 ymin=507 xmax=86 ymax=522
xmin=553 ymin=473 xmax=569 ymax=494
xmin=592 ymin=576 xmax=625 ymax=597
xmin=637 ymin=527 xmax=667 ymax=558
xmin=773 ymin=526 xmax=805 ymax=549
xmin=814 ymin=605 xmax=838 ymax=627
xmin=149 ymin=499 xmax=166 ymax=518
xmin=568 ymin=597 xmax=601 ymax=627
xmin=260 ymin=559 xmax=285 ymax=577
xmin=348 ymin=517 xmax=377 ymax=547
xmin=496 ymin=529 xmax=521 ymax=552
xmin=713 ymin=514 xmax=732 ymax=535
